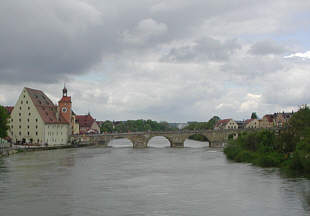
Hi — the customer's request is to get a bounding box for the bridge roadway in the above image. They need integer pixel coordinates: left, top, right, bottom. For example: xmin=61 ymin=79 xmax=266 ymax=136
xmin=72 ymin=128 xmax=262 ymax=148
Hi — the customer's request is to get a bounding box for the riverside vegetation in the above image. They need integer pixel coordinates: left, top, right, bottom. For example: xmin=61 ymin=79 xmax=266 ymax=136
xmin=224 ymin=106 xmax=310 ymax=173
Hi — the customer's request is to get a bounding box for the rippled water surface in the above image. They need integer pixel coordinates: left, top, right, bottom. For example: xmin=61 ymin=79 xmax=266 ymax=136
xmin=0 ymin=137 xmax=310 ymax=216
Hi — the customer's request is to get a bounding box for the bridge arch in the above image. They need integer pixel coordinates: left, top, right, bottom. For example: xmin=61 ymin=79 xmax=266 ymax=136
xmin=147 ymin=135 xmax=173 ymax=148
xmin=184 ymin=133 xmax=210 ymax=148
xmin=106 ymin=135 xmax=134 ymax=148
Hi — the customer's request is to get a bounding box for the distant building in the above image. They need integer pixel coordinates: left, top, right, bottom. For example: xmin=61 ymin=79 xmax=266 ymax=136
xmin=259 ymin=114 xmax=274 ymax=128
xmin=7 ymin=87 xmax=76 ymax=146
xmin=4 ymin=106 xmax=14 ymax=115
xmin=76 ymin=113 xmax=100 ymax=134
xmin=96 ymin=121 xmax=105 ymax=129
xmin=214 ymin=119 xmax=238 ymax=129
xmin=244 ymin=119 xmax=259 ymax=129
xmin=273 ymin=112 xmax=293 ymax=128
xmin=236 ymin=120 xmax=245 ymax=129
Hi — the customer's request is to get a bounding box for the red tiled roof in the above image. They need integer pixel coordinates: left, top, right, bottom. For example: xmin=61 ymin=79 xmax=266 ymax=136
xmin=215 ymin=119 xmax=231 ymax=127
xmin=25 ymin=87 xmax=69 ymax=124
xmin=244 ymin=119 xmax=255 ymax=125
xmin=263 ymin=114 xmax=274 ymax=123
xmin=76 ymin=114 xmax=96 ymax=128
xmin=4 ymin=106 xmax=14 ymax=114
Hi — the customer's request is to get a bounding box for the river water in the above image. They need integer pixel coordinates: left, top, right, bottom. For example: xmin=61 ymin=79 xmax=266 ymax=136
xmin=0 ymin=137 xmax=310 ymax=216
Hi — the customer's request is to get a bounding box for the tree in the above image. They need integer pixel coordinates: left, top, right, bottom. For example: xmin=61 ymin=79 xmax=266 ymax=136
xmin=208 ymin=116 xmax=221 ymax=129
xmin=251 ymin=112 xmax=258 ymax=119
xmin=0 ymin=105 xmax=9 ymax=138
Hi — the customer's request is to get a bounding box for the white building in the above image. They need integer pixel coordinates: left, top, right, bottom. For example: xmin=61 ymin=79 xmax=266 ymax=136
xmin=8 ymin=87 xmax=74 ymax=146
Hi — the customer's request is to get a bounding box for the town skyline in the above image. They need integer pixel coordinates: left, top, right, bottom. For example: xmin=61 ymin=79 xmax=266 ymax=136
xmin=1 ymin=1 xmax=310 ymax=122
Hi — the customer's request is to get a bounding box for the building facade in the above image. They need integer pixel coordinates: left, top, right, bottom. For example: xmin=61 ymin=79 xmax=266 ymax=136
xmin=8 ymin=87 xmax=76 ymax=146
xmin=214 ymin=119 xmax=238 ymax=129
xmin=244 ymin=119 xmax=259 ymax=129
xmin=76 ymin=114 xmax=100 ymax=134
xmin=259 ymin=114 xmax=274 ymax=128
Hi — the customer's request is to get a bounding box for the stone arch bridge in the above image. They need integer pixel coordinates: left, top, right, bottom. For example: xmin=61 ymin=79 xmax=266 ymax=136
xmin=72 ymin=128 xmax=262 ymax=148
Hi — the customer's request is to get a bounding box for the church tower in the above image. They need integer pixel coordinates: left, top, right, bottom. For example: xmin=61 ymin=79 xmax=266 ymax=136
xmin=58 ymin=86 xmax=72 ymax=124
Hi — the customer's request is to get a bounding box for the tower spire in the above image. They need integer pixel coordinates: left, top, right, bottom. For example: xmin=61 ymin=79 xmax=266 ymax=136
xmin=63 ymin=83 xmax=67 ymax=97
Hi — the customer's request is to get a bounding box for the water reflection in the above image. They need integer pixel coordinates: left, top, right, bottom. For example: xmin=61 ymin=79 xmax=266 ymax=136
xmin=108 ymin=138 xmax=133 ymax=148
xmin=148 ymin=136 xmax=170 ymax=148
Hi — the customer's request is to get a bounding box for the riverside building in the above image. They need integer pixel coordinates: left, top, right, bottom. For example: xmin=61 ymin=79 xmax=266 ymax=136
xmin=8 ymin=87 xmax=78 ymax=146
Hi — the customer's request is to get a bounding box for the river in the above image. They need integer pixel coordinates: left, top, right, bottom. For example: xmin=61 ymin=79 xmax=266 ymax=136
xmin=0 ymin=137 xmax=309 ymax=216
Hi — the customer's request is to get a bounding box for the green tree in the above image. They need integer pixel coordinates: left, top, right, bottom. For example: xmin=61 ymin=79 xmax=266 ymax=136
xmin=0 ymin=105 xmax=9 ymax=138
xmin=251 ymin=112 xmax=258 ymax=119
xmin=100 ymin=120 xmax=114 ymax=133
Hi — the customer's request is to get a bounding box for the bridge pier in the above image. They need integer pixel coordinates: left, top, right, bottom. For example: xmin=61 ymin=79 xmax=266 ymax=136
xmin=209 ymin=141 xmax=225 ymax=148
xmin=171 ymin=142 xmax=184 ymax=148
xmin=131 ymin=135 xmax=148 ymax=148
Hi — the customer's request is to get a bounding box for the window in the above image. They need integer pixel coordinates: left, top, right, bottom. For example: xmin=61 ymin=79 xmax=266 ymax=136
xmin=19 ymin=106 xmax=21 ymax=110
xmin=19 ymin=131 xmax=21 ymax=136
xmin=26 ymin=101 xmax=28 ymax=104
xmin=19 ymin=125 xmax=21 ymax=129
xmin=19 ymin=119 xmax=21 ymax=122
xmin=21 ymin=100 xmax=23 ymax=104
xmin=19 ymin=113 xmax=21 ymax=116
xmin=27 ymin=119 xmax=29 ymax=122
xmin=27 ymin=132 xmax=29 ymax=136
xmin=29 ymin=113 xmax=31 ymax=116
xmin=27 ymin=125 xmax=29 ymax=129
xmin=28 ymin=107 xmax=30 ymax=110
xmin=36 ymin=118 xmax=38 ymax=122
xmin=36 ymin=125 xmax=38 ymax=129
xmin=36 ymin=132 xmax=38 ymax=136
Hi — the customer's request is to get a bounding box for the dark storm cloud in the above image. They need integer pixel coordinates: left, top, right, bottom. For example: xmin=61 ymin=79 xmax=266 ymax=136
xmin=249 ymin=40 xmax=289 ymax=56
xmin=0 ymin=0 xmax=260 ymax=84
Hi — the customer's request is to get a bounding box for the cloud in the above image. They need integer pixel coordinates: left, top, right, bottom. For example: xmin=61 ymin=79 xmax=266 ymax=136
xmin=160 ymin=37 xmax=241 ymax=62
xmin=1 ymin=0 xmax=310 ymax=122
xmin=249 ymin=40 xmax=289 ymax=55
xmin=122 ymin=18 xmax=168 ymax=44
xmin=0 ymin=0 xmax=106 ymax=84
xmin=284 ymin=51 xmax=310 ymax=60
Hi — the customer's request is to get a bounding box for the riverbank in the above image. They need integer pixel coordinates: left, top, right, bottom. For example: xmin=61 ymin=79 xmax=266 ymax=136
xmin=0 ymin=143 xmax=96 ymax=158
xmin=224 ymin=107 xmax=310 ymax=174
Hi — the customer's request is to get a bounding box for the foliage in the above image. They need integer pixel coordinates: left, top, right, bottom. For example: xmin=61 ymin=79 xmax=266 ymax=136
xmin=251 ymin=112 xmax=258 ymax=119
xmin=224 ymin=106 xmax=310 ymax=173
xmin=0 ymin=105 xmax=9 ymax=138
xmin=184 ymin=116 xmax=220 ymax=131
xmin=188 ymin=134 xmax=209 ymax=142
xmin=100 ymin=119 xmax=176 ymax=133
xmin=184 ymin=116 xmax=220 ymax=142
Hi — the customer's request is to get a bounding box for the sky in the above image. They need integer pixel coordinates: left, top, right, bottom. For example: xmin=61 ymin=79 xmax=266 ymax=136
xmin=1 ymin=0 xmax=310 ymax=122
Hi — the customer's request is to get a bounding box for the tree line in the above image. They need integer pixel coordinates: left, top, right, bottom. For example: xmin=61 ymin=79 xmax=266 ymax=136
xmin=100 ymin=119 xmax=177 ymax=133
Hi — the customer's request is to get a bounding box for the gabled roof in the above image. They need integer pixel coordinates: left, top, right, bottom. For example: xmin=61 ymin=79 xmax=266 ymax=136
xmin=76 ymin=114 xmax=96 ymax=128
xmin=25 ymin=87 xmax=69 ymax=124
xmin=244 ymin=118 xmax=256 ymax=125
xmin=215 ymin=119 xmax=231 ymax=127
xmin=263 ymin=114 xmax=274 ymax=123
xmin=4 ymin=106 xmax=14 ymax=114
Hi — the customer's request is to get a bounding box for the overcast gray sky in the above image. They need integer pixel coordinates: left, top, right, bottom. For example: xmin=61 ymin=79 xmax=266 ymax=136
xmin=1 ymin=0 xmax=310 ymax=122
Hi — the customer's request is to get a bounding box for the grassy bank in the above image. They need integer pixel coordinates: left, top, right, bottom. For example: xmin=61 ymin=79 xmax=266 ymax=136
xmin=224 ymin=107 xmax=310 ymax=173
